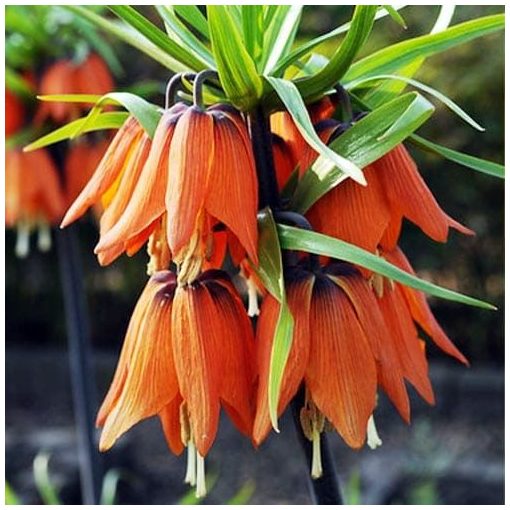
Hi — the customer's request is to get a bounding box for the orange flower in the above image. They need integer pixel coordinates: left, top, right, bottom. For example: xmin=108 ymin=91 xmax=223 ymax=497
xmin=96 ymin=103 xmax=259 ymax=281
xmin=6 ymin=148 xmax=65 ymax=256
xmin=6 ymin=89 xmax=25 ymax=137
xmin=61 ymin=116 xmax=159 ymax=265
xmin=307 ymin=143 xmax=474 ymax=253
xmin=97 ymin=269 xmax=255 ymax=496
xmin=254 ymin=264 xmax=378 ymax=474
xmin=35 ymin=53 xmax=113 ymax=124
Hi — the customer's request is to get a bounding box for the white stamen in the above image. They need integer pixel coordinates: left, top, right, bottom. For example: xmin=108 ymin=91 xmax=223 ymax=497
xmin=195 ymin=451 xmax=207 ymax=498
xmin=15 ymin=223 xmax=31 ymax=258
xmin=367 ymin=414 xmax=382 ymax=450
xmin=247 ymin=277 xmax=260 ymax=317
xmin=184 ymin=442 xmax=196 ymax=486
xmin=37 ymin=223 xmax=52 ymax=252
xmin=311 ymin=430 xmax=323 ymax=479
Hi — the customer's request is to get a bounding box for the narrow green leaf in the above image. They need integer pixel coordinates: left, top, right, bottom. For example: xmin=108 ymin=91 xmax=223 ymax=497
xmin=410 ymin=134 xmax=504 ymax=179
xmin=208 ymin=5 xmax=263 ymax=111
xmin=242 ymin=6 xmax=265 ymax=68
xmin=348 ymin=73 xmax=484 ymax=131
xmin=278 ymin=225 xmax=496 ymax=310
xmin=291 ymin=92 xmax=434 ymax=212
xmin=37 ymin=94 xmax=104 ymax=104
xmin=65 ymin=6 xmax=186 ymax=72
xmin=296 ymin=6 xmax=378 ymax=99
xmin=155 ymin=6 xmax=214 ymax=68
xmin=33 ymin=453 xmax=62 ymax=505
xmin=267 ymin=76 xmax=366 ymax=185
xmin=227 ymin=480 xmax=256 ymax=505
xmin=261 ymin=6 xmax=303 ymax=75
xmin=272 ymin=5 xmax=406 ymax=76
xmin=71 ymin=92 xmax=161 ymax=139
xmin=100 ymin=469 xmax=122 ymax=505
xmin=346 ymin=14 xmax=504 ymax=82
xmin=383 ymin=5 xmax=407 ymax=28
xmin=173 ymin=5 xmax=210 ymax=39
xmin=6 ymin=67 xmax=35 ymax=99
xmin=360 ymin=6 xmax=455 ymax=107
xmin=5 ymin=482 xmax=20 ymax=505
xmin=108 ymin=6 xmax=206 ymax=72
xmin=24 ymin=112 xmax=128 ymax=152
xmin=251 ymin=209 xmax=294 ymax=431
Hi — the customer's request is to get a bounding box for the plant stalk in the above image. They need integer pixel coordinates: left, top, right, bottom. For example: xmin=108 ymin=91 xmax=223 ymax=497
xmin=247 ymin=106 xmax=342 ymax=505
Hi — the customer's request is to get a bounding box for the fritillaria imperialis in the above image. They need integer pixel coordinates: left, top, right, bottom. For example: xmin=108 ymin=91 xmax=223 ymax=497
xmin=17 ymin=5 xmax=502 ymax=502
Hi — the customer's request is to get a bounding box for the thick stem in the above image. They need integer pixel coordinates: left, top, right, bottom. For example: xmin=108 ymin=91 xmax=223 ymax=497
xmin=248 ymin=107 xmax=342 ymax=505
xmin=56 ymin=226 xmax=103 ymax=504
xmin=291 ymin=387 xmax=343 ymax=505
xmin=248 ymin=107 xmax=281 ymax=210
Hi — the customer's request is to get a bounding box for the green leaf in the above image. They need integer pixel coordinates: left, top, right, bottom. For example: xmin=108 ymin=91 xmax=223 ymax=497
xmin=37 ymin=93 xmax=104 ymax=104
xmin=227 ymin=480 xmax=256 ymax=505
xmin=252 ymin=209 xmax=294 ymax=431
xmin=108 ymin=6 xmax=207 ymax=72
xmin=291 ymin=92 xmax=434 ymax=212
xmin=360 ymin=6 xmax=455 ymax=107
xmin=241 ymin=6 xmax=265 ymax=68
xmin=71 ymin=92 xmax=162 ymax=139
xmin=65 ymin=6 xmax=186 ymax=72
xmin=278 ymin=225 xmax=496 ymax=310
xmin=155 ymin=6 xmax=214 ymax=68
xmin=410 ymin=134 xmax=504 ymax=179
xmin=348 ymin=74 xmax=484 ymax=131
xmin=5 ymin=67 xmax=35 ymax=99
xmin=296 ymin=6 xmax=378 ymax=99
xmin=24 ymin=112 xmax=128 ymax=152
xmin=5 ymin=481 xmax=20 ymax=505
xmin=383 ymin=5 xmax=407 ymax=28
xmin=100 ymin=469 xmax=122 ymax=505
xmin=345 ymin=14 xmax=505 ymax=82
xmin=272 ymin=5 xmax=406 ymax=76
xmin=261 ymin=6 xmax=302 ymax=75
xmin=173 ymin=5 xmax=210 ymax=40
xmin=33 ymin=453 xmax=62 ymax=505
xmin=207 ymin=5 xmax=264 ymax=111
xmin=267 ymin=76 xmax=366 ymax=185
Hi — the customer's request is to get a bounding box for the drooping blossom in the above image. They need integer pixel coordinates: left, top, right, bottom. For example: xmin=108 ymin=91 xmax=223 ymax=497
xmin=6 ymin=89 xmax=25 ymax=137
xmin=97 ymin=269 xmax=255 ymax=497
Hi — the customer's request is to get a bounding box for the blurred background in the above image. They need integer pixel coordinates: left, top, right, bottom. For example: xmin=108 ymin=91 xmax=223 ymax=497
xmin=5 ymin=5 xmax=504 ymax=505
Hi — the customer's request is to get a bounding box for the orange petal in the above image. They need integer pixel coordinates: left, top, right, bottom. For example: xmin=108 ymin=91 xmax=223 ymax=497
xmin=329 ymin=270 xmax=411 ymax=422
xmin=204 ymin=273 xmax=256 ymax=437
xmin=307 ymin=164 xmax=391 ymax=254
xmin=95 ymin=106 xmax=185 ymax=255
xmin=253 ymin=272 xmax=314 ymax=445
xmin=76 ymin=53 xmax=114 ymax=96
xmin=99 ymin=272 xmax=179 ymax=451
xmin=61 ymin=116 xmax=142 ymax=227
xmin=378 ymin=144 xmax=473 ymax=243
xmin=166 ymin=106 xmax=214 ymax=257
xmin=377 ymin=282 xmax=435 ymax=405
xmin=172 ymin=283 xmax=220 ymax=456
xmin=205 ymin=109 xmax=258 ymax=263
xmin=384 ymin=247 xmax=468 ymax=365
xmin=159 ymin=394 xmax=185 ymax=456
xmin=272 ymin=134 xmax=295 ymax=191
xmin=305 ymin=276 xmax=377 ymax=448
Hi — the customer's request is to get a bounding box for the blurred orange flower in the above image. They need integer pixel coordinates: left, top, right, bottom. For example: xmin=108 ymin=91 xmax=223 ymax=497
xmin=6 ymin=89 xmax=25 ymax=137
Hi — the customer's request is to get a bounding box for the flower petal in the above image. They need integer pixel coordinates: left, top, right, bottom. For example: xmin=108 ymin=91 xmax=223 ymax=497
xmin=99 ymin=272 xmax=179 ymax=451
xmin=306 ymin=276 xmax=377 ymax=448
xmin=159 ymin=394 xmax=185 ymax=456
xmin=205 ymin=111 xmax=258 ymax=263
xmin=172 ymin=282 xmax=220 ymax=456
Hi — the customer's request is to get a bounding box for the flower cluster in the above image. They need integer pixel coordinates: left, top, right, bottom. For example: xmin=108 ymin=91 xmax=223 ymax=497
xmin=5 ymin=53 xmax=113 ymax=256
xmin=59 ymin=73 xmax=472 ymax=496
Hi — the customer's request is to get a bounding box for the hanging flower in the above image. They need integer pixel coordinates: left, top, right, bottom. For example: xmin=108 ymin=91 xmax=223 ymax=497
xmin=96 ymin=103 xmax=259 ymax=282
xmin=253 ymin=263 xmax=378 ymax=472
xmin=6 ymin=148 xmax=65 ymax=256
xmin=35 ymin=53 xmax=113 ymax=124
xmin=97 ymin=269 xmax=255 ymax=497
